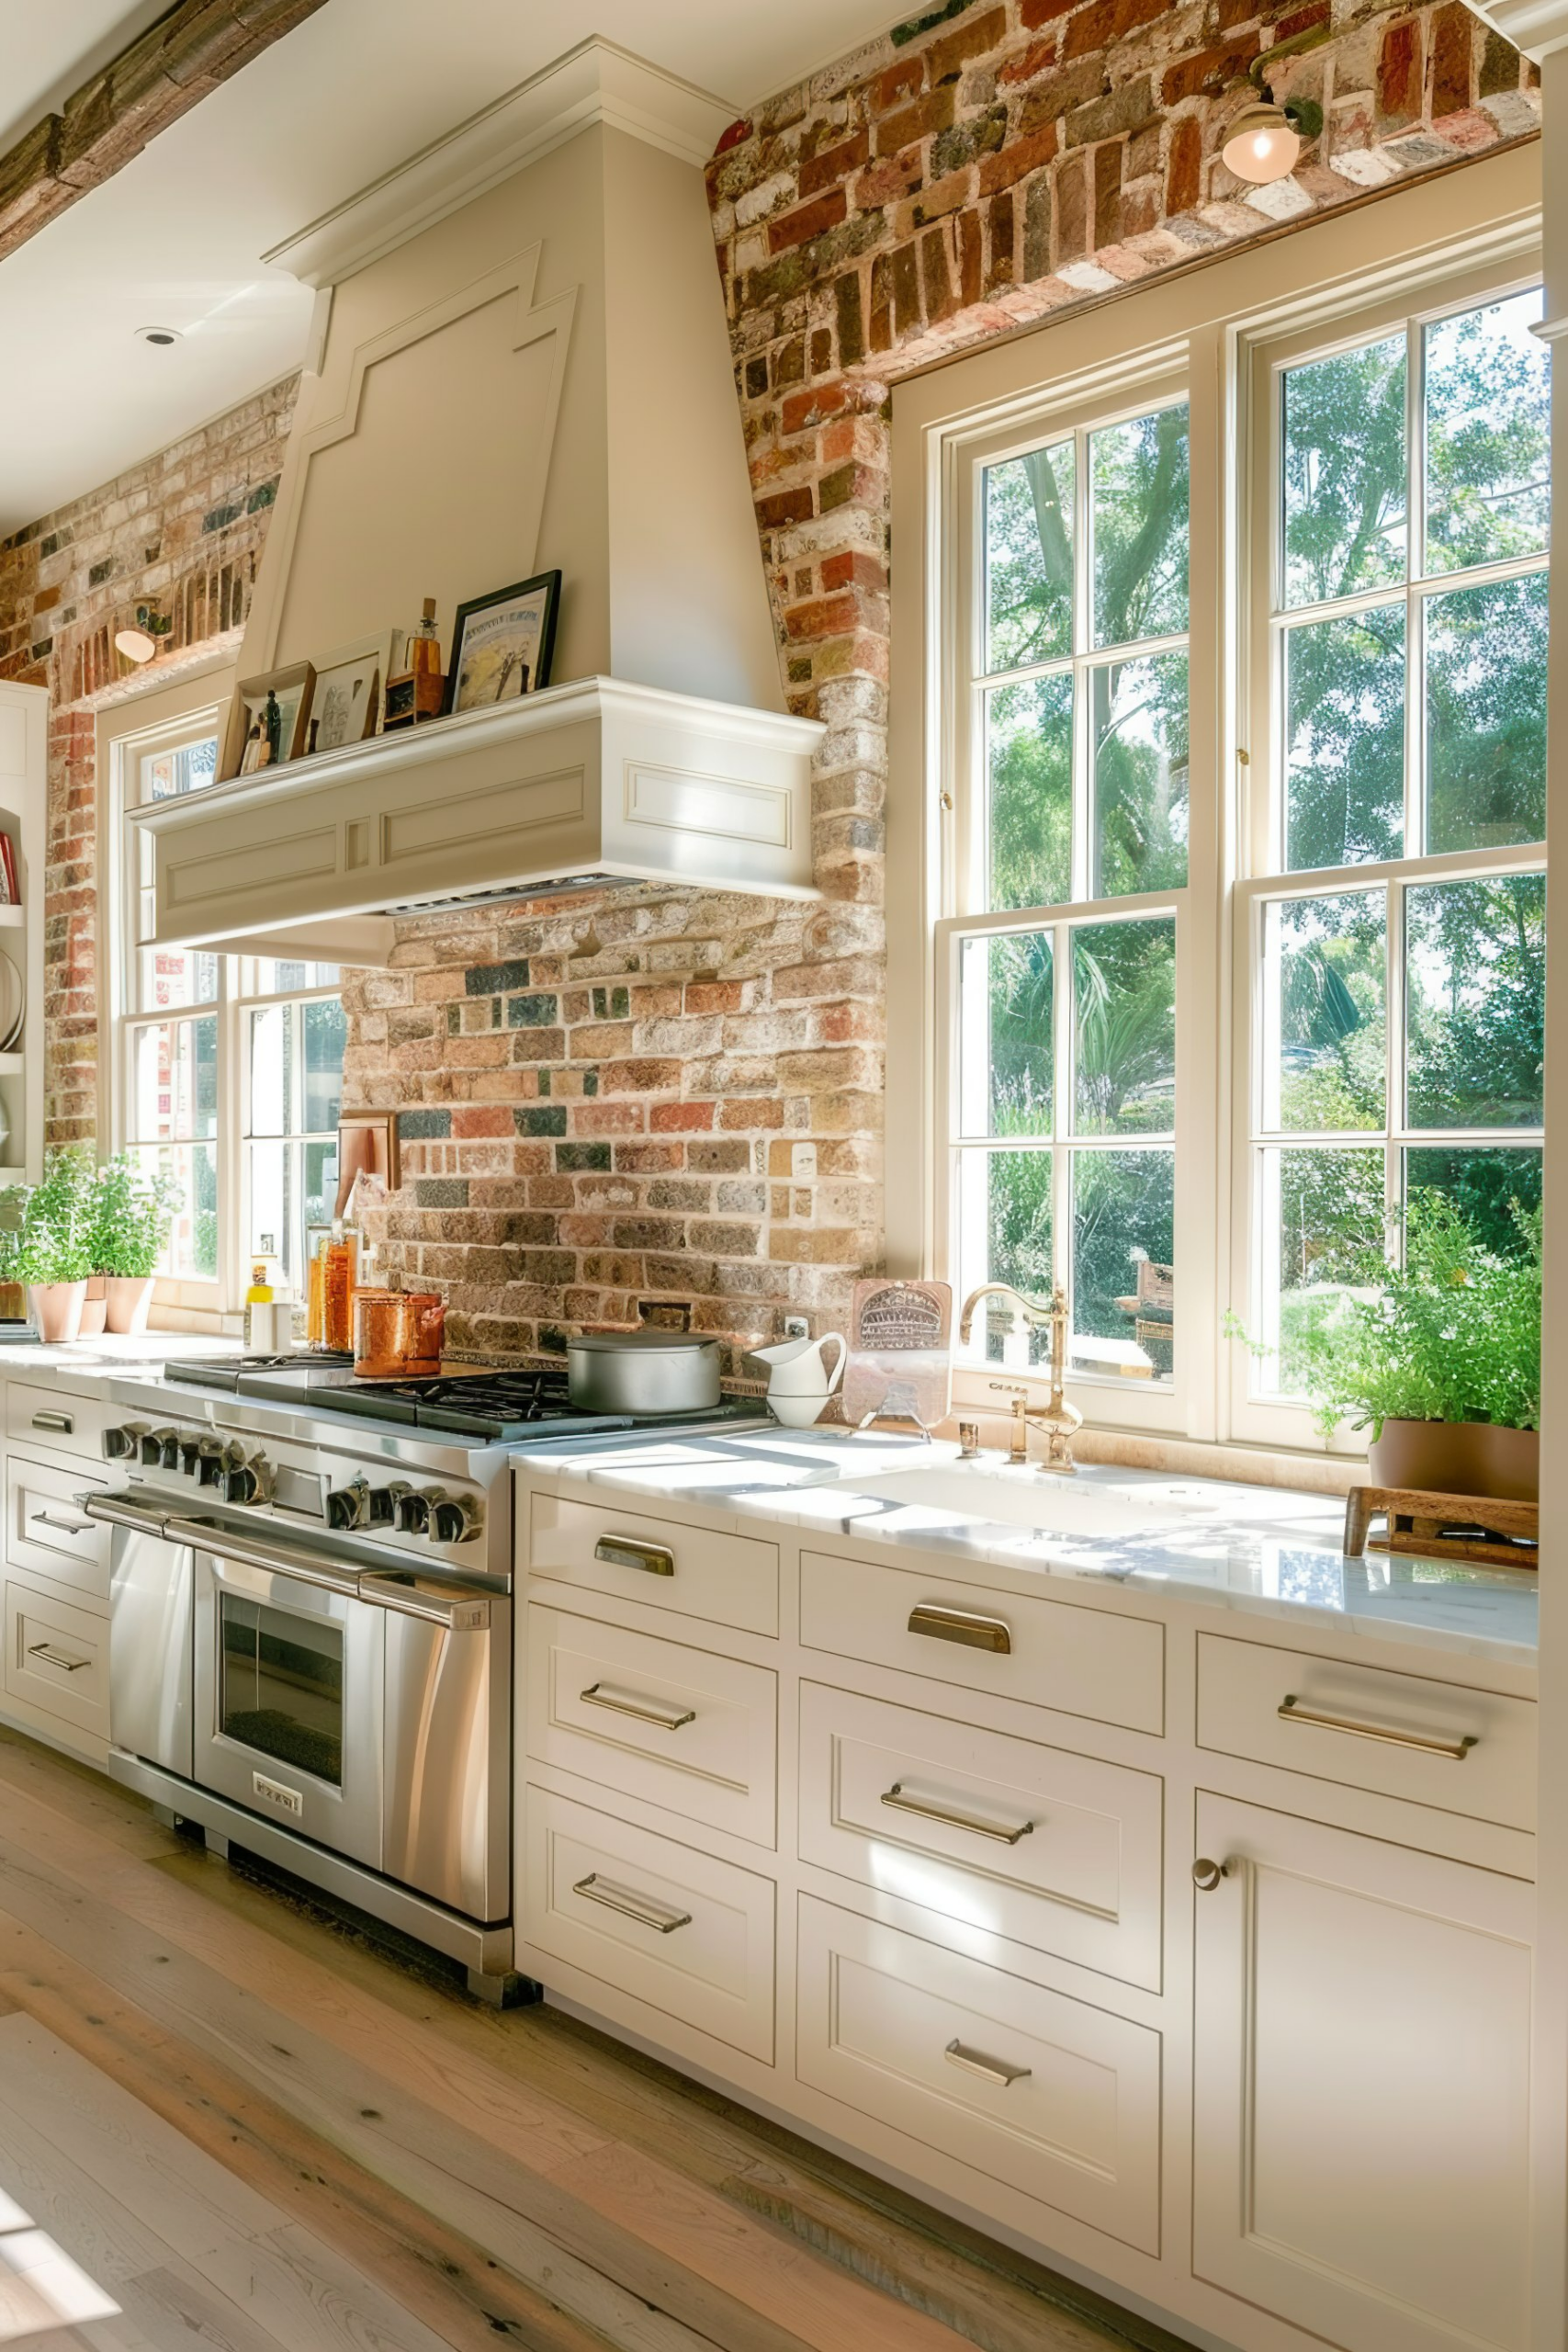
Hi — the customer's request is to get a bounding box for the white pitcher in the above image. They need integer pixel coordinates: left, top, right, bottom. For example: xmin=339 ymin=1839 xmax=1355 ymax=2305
xmin=750 ymin=1331 xmax=846 ymax=1427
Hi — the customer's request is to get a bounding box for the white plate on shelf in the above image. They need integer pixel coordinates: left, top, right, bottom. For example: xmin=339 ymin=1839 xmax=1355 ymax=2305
xmin=0 ymin=949 xmax=23 ymax=1053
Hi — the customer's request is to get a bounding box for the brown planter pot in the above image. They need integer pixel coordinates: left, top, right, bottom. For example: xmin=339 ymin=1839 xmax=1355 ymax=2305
xmin=105 ymin=1275 xmax=155 ymax=1335
xmin=0 ymin=1282 xmax=25 ymax=1323
xmin=28 ymin=1281 xmax=87 ymax=1345
xmin=1369 ymin=1418 xmax=1540 ymax=1504
xmin=78 ymin=1275 xmax=107 ymax=1339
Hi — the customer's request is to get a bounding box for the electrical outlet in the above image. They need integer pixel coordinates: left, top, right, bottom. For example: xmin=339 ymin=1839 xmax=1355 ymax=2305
xmin=782 ymin=1316 xmax=810 ymax=1340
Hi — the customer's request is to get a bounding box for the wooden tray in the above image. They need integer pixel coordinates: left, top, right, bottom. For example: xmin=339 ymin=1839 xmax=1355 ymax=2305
xmin=1344 ymin=1484 xmax=1539 ymax=1572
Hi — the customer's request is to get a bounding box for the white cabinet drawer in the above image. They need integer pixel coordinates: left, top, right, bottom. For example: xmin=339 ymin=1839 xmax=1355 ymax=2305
xmin=3 ymin=1575 xmax=109 ymax=1744
xmin=523 ymin=1787 xmax=774 ymax=2062
xmin=796 ymin=1895 xmax=1160 ymax=2253
xmin=799 ymin=1682 xmax=1162 ymax=1989
xmin=801 ymin=1550 xmax=1163 ymax=1736
xmin=6 ymin=1451 xmax=109 ymax=1604
xmin=525 ymin=1606 xmax=777 ymax=1847
xmin=1197 ymin=1634 xmax=1535 ymax=1831
xmin=525 ymin=1492 xmax=778 ymax=1637
xmin=4 ymin=1383 xmax=108 ymax=1463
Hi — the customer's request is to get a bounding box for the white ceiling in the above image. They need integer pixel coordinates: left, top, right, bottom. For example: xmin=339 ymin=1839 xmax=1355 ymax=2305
xmin=0 ymin=0 xmax=901 ymax=536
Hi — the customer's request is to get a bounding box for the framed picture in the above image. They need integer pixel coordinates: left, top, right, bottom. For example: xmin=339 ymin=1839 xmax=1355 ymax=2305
xmin=222 ymin=662 xmax=315 ymax=781
xmin=303 ymin=632 xmax=395 ymax=756
xmin=445 ymin=571 xmax=561 ymax=716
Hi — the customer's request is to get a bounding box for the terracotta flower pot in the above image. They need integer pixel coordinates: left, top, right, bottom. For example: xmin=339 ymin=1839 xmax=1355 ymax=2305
xmin=105 ymin=1275 xmax=155 ymax=1335
xmin=28 ymin=1280 xmax=87 ymax=1345
xmin=78 ymin=1274 xmax=107 ymax=1339
xmin=1368 ymin=1418 xmax=1539 ymax=1504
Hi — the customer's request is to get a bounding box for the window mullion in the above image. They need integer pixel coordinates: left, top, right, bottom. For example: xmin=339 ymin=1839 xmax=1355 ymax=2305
xmin=1053 ymin=915 xmax=1073 ymax=1320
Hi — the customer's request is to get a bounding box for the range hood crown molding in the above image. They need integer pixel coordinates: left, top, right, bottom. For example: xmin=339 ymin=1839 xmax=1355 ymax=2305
xmin=266 ymin=37 xmax=739 ymax=290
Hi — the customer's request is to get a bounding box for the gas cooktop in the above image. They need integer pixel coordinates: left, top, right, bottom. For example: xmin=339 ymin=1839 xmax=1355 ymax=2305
xmin=164 ymin=1355 xmax=768 ymax=1443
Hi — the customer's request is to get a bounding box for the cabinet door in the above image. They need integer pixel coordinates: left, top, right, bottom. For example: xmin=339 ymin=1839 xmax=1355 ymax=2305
xmin=1192 ymin=1793 xmax=1532 ymax=2352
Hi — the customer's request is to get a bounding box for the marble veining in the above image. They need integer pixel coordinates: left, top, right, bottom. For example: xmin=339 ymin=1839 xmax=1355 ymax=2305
xmin=518 ymin=1429 xmax=1540 ymax=1665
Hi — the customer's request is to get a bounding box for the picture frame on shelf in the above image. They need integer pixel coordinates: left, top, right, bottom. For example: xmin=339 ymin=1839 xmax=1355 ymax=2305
xmin=444 ymin=571 xmax=561 ymax=717
xmin=303 ymin=632 xmax=396 ymax=756
xmin=221 ymin=662 xmax=315 ymax=781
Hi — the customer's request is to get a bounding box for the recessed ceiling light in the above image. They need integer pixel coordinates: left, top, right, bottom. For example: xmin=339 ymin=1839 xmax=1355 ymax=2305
xmin=134 ymin=325 xmax=181 ymax=347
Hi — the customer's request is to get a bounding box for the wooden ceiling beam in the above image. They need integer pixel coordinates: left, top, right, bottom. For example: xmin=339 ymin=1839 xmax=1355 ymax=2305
xmin=0 ymin=0 xmax=331 ymax=261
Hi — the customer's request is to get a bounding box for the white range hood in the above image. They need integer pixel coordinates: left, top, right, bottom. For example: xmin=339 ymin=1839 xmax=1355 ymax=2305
xmin=133 ymin=41 xmax=820 ymax=966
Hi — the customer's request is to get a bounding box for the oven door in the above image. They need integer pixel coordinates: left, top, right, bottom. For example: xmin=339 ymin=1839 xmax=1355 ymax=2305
xmin=193 ymin=1545 xmax=382 ymax=1870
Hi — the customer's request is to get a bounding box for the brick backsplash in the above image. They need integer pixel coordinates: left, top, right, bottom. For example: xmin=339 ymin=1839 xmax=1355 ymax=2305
xmin=0 ymin=0 xmax=1537 ymax=1354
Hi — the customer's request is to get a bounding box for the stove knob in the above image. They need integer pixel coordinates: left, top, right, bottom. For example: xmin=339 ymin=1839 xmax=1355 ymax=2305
xmin=178 ymin=1436 xmax=206 ymax=1476
xmin=140 ymin=1428 xmax=174 ymax=1466
xmin=103 ymin=1424 xmax=142 ymax=1461
xmin=197 ymin=1444 xmax=225 ymax=1487
xmin=393 ymin=1490 xmax=431 ymax=1535
xmin=326 ymin=1481 xmax=366 ymax=1531
xmin=431 ymin=1498 xmax=478 ymax=1544
xmin=159 ymin=1431 xmax=184 ymax=1471
xmin=223 ymin=1463 xmax=261 ymax=1505
xmin=365 ymin=1487 xmax=395 ymax=1527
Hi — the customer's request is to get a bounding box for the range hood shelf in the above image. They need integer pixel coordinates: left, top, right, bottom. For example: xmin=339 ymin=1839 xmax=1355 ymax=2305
xmin=130 ymin=674 xmax=821 ymax=967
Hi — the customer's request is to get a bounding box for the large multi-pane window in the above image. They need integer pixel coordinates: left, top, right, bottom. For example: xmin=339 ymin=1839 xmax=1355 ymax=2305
xmin=949 ymin=396 xmax=1190 ymax=1383
xmin=118 ymin=707 xmax=345 ymax=1306
xmin=1243 ymin=284 xmax=1548 ymax=1414
xmin=931 ymin=229 xmax=1547 ymax=1446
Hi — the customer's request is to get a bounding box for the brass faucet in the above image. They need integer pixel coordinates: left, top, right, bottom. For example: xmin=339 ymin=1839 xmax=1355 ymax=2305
xmin=962 ymin=1282 xmax=1081 ymax=1476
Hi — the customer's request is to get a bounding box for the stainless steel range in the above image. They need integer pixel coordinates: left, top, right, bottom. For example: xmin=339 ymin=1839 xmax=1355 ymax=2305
xmin=85 ymin=1356 xmax=764 ymax=2001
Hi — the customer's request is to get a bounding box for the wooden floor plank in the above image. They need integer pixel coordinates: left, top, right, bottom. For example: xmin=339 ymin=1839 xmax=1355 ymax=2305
xmin=0 ymin=1928 xmax=644 ymax=2352
xmin=0 ymin=1810 xmax=970 ymax=2352
xmin=0 ymin=1734 xmax=1152 ymax=2352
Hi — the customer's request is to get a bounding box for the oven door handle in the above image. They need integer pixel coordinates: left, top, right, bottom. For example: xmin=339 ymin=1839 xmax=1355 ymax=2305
xmin=359 ymin=1573 xmax=491 ymax=1631
xmin=169 ymin=1518 xmax=367 ymax=1601
xmin=81 ymin=1494 xmax=175 ymax=1538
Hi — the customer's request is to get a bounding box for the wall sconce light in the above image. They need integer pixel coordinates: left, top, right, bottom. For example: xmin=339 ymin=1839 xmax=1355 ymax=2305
xmin=1221 ymin=54 xmax=1325 ymax=184
xmin=114 ymin=604 xmax=174 ymax=664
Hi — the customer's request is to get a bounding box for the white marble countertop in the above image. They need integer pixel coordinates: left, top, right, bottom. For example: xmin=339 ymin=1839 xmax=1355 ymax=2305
xmin=0 ymin=1331 xmax=244 ymax=1380
xmin=516 ymin=1426 xmax=1540 ymax=1668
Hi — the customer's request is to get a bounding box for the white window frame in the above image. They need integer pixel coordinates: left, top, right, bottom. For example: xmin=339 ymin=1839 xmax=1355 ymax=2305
xmin=99 ymin=673 xmax=344 ymax=1323
xmin=887 ymin=148 xmax=1541 ymax=1467
xmin=1228 ymin=261 xmax=1550 ymax=1450
xmin=933 ymin=345 xmax=1222 ymax=1441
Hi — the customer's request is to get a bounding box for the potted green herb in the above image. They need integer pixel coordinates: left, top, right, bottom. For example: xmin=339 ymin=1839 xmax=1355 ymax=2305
xmin=1235 ymin=1193 xmax=1540 ymax=1501
xmin=17 ymin=1148 xmax=95 ymax=1343
xmin=92 ymin=1154 xmax=181 ymax=1333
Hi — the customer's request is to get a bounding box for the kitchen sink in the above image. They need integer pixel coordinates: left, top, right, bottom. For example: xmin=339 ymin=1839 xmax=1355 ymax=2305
xmin=833 ymin=1464 xmax=1236 ymax=1539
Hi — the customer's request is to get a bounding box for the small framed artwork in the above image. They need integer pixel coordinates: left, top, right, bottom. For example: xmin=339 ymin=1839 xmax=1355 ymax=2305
xmin=303 ymin=633 xmax=395 ymax=755
xmin=444 ymin=571 xmax=561 ymax=716
xmin=222 ymin=662 xmax=315 ymax=781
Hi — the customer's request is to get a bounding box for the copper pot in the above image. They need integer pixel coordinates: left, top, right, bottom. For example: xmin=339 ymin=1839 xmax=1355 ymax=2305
xmin=353 ymin=1288 xmax=445 ymax=1379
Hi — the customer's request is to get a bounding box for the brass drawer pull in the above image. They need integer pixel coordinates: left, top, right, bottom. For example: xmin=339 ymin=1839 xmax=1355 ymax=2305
xmin=594 ymin=1535 xmax=675 ymax=1578
xmin=571 ymin=1871 xmax=692 ymax=1935
xmin=31 ymin=1411 xmax=73 ymax=1434
xmin=1192 ymin=1856 xmax=1233 ymax=1892
xmin=1279 ymin=1693 xmax=1477 ymax=1761
xmin=580 ymin=1682 xmax=696 ymax=1733
xmin=30 ymin=1512 xmax=94 ymax=1538
xmin=882 ymin=1782 xmax=1033 ymax=1846
xmin=908 ymin=1603 xmax=1011 ymax=1655
xmin=28 ymin=1642 xmax=89 ymax=1673
xmin=944 ymin=2038 xmax=1031 ymax=2088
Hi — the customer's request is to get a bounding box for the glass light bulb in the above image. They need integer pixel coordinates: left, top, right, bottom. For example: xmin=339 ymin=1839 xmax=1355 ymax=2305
xmin=114 ymin=628 xmax=156 ymax=663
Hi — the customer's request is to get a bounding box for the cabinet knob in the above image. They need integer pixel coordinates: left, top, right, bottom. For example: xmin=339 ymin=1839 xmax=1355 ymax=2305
xmin=1192 ymin=1857 xmax=1232 ymax=1892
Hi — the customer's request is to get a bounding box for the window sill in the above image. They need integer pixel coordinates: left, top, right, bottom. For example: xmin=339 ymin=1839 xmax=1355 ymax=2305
xmin=933 ymin=1404 xmax=1362 ymax=1496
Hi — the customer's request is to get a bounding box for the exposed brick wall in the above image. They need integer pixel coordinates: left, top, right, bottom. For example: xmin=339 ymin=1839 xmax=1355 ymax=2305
xmin=0 ymin=377 xmax=299 ymax=1141
xmin=709 ymin=0 xmax=1537 ymax=718
xmin=343 ymin=884 xmax=882 ymax=1357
